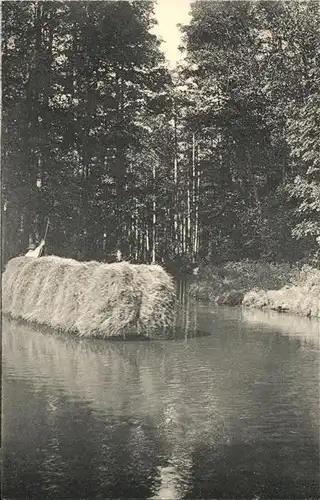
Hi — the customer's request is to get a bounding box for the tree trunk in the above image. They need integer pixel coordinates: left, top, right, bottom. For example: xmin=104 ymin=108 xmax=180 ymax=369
xmin=152 ymin=162 xmax=156 ymax=263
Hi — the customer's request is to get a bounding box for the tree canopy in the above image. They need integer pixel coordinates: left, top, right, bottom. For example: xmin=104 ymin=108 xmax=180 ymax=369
xmin=2 ymin=0 xmax=320 ymax=269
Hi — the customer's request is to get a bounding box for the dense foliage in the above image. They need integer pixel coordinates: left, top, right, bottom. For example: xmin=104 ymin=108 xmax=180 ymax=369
xmin=2 ymin=1 xmax=320 ymax=269
xmin=179 ymin=0 xmax=320 ymax=264
xmin=189 ymin=260 xmax=301 ymax=303
xmin=2 ymin=0 xmax=172 ymax=263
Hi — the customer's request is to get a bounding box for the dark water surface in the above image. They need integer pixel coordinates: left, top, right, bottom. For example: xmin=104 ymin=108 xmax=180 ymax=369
xmin=2 ymin=300 xmax=320 ymax=499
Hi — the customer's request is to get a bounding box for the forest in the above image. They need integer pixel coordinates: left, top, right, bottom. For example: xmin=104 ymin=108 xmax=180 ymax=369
xmin=2 ymin=0 xmax=320 ymax=271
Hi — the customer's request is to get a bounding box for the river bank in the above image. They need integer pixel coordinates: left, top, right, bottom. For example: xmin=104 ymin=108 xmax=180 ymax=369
xmin=189 ymin=261 xmax=320 ymax=318
xmin=243 ymin=265 xmax=320 ymax=318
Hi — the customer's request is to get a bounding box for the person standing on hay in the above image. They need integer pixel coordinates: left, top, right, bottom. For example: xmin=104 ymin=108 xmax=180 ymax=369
xmin=25 ymin=239 xmax=46 ymax=258
xmin=25 ymin=218 xmax=50 ymax=258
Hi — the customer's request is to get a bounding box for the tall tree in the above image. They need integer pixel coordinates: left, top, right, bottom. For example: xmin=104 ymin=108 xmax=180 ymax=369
xmin=176 ymin=0 xmax=320 ymax=263
xmin=2 ymin=1 xmax=171 ymax=262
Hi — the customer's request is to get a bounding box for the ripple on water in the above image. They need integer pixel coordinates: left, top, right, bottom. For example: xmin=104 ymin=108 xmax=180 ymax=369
xmin=2 ymin=306 xmax=320 ymax=499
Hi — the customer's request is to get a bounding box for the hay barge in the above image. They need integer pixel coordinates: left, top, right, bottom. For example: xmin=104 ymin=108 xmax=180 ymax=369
xmin=2 ymin=256 xmax=176 ymax=339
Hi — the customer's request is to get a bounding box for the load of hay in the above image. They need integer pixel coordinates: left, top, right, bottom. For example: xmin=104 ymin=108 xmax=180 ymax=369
xmin=2 ymin=256 xmax=176 ymax=338
xmin=243 ymin=265 xmax=320 ymax=318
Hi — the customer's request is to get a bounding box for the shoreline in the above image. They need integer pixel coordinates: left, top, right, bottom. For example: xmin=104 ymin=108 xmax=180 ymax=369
xmin=189 ymin=261 xmax=320 ymax=319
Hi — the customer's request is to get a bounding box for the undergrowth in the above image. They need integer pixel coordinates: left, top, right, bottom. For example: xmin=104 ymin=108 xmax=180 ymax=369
xmin=189 ymin=261 xmax=301 ymax=302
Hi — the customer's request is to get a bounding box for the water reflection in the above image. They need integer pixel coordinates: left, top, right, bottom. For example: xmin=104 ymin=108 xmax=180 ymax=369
xmin=242 ymin=308 xmax=320 ymax=347
xmin=3 ymin=303 xmax=320 ymax=499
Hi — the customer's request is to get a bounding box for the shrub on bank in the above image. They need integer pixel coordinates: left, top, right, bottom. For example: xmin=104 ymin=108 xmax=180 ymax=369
xmin=243 ymin=265 xmax=320 ymax=318
xmin=189 ymin=261 xmax=301 ymax=305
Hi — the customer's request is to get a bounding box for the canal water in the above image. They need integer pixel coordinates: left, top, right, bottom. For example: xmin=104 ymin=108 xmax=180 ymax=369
xmin=2 ymin=296 xmax=320 ymax=499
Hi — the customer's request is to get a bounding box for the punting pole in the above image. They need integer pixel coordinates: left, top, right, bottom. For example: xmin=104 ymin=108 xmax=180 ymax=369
xmin=39 ymin=217 xmax=50 ymax=257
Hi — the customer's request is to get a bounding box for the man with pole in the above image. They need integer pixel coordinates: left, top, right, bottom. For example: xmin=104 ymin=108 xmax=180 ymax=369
xmin=25 ymin=218 xmax=50 ymax=258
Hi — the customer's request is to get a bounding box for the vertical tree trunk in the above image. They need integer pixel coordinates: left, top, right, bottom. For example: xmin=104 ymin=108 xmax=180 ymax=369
xmin=192 ymin=140 xmax=201 ymax=259
xmin=192 ymin=133 xmax=197 ymax=259
xmin=135 ymin=203 xmax=139 ymax=260
xmin=196 ymin=164 xmax=201 ymax=257
xmin=247 ymin=148 xmax=260 ymax=210
xmin=187 ymin=173 xmax=191 ymax=257
xmin=173 ymin=106 xmax=178 ymax=255
xmin=152 ymin=162 xmax=156 ymax=263
xmin=114 ymin=64 xmax=127 ymax=258
xmin=2 ymin=202 xmax=7 ymax=268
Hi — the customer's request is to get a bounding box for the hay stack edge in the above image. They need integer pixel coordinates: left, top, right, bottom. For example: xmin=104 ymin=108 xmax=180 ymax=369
xmin=2 ymin=256 xmax=176 ymax=338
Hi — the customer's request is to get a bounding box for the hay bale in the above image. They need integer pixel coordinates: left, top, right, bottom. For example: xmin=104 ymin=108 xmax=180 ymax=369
xmin=2 ymin=256 xmax=176 ymax=338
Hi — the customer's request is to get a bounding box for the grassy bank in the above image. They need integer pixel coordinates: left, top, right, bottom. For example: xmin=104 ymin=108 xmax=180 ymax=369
xmin=189 ymin=261 xmax=300 ymax=305
xmin=190 ymin=261 xmax=320 ymax=318
xmin=243 ymin=266 xmax=320 ymax=318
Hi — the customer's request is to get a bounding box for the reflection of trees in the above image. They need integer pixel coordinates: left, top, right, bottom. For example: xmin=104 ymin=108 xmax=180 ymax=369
xmin=3 ymin=312 xmax=319 ymax=499
xmin=3 ymin=319 xmax=165 ymax=498
xmin=184 ymin=437 xmax=320 ymax=499
xmin=2 ymin=314 xmax=224 ymax=498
